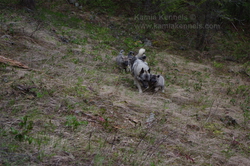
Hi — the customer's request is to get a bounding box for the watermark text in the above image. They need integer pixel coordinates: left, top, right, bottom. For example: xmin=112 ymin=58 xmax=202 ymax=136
xmin=134 ymin=23 xmax=220 ymax=30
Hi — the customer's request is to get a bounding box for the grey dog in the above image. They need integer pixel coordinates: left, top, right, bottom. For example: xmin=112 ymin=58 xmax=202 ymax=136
xmin=149 ymin=74 xmax=165 ymax=92
xmin=116 ymin=50 xmax=130 ymax=72
xmin=132 ymin=58 xmax=151 ymax=93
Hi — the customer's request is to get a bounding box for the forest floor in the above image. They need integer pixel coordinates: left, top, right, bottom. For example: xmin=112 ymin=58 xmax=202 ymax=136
xmin=0 ymin=3 xmax=250 ymax=166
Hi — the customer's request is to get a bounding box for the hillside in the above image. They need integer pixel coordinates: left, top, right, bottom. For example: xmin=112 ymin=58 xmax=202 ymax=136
xmin=0 ymin=3 xmax=250 ymax=166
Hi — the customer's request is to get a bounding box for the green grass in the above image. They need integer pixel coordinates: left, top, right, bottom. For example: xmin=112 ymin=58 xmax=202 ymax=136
xmin=213 ymin=61 xmax=224 ymax=69
xmin=36 ymin=8 xmax=83 ymax=28
xmin=0 ymin=0 xmax=19 ymax=5
xmin=65 ymin=115 xmax=88 ymax=131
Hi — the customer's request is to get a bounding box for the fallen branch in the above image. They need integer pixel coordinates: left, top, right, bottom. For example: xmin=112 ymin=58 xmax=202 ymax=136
xmin=0 ymin=55 xmax=29 ymax=69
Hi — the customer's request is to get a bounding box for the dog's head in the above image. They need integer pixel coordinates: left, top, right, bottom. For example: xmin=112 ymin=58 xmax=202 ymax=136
xmin=137 ymin=68 xmax=151 ymax=88
xmin=119 ymin=50 xmax=125 ymax=54
xmin=150 ymin=74 xmax=160 ymax=84
xmin=121 ymin=56 xmax=131 ymax=71
xmin=128 ymin=51 xmax=134 ymax=59
xmin=121 ymin=56 xmax=128 ymax=65
xmin=150 ymin=74 xmax=157 ymax=84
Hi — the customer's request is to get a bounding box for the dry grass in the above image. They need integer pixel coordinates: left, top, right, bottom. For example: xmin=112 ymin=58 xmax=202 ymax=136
xmin=0 ymin=5 xmax=250 ymax=166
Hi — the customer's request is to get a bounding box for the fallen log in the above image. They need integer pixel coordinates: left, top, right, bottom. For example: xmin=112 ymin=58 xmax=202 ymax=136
xmin=0 ymin=55 xmax=29 ymax=69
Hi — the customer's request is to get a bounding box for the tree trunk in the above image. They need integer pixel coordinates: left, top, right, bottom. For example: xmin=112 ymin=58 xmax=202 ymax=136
xmin=19 ymin=0 xmax=35 ymax=10
xmin=195 ymin=1 xmax=209 ymax=51
xmin=196 ymin=13 xmax=207 ymax=51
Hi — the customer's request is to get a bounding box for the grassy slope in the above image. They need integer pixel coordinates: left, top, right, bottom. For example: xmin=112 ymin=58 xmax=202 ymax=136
xmin=0 ymin=3 xmax=250 ymax=166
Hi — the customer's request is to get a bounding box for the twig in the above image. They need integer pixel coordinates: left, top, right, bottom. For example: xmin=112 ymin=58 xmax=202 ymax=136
xmin=88 ymin=132 xmax=92 ymax=150
xmin=231 ymin=22 xmax=238 ymax=31
xmin=203 ymin=99 xmax=217 ymax=125
xmin=135 ymin=132 xmax=148 ymax=149
xmin=17 ymin=35 xmax=38 ymax=44
xmin=30 ymin=21 xmax=43 ymax=37
xmin=141 ymin=136 xmax=167 ymax=165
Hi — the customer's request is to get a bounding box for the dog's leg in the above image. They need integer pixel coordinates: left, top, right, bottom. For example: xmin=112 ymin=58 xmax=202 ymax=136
xmin=134 ymin=77 xmax=143 ymax=93
xmin=161 ymin=86 xmax=165 ymax=93
xmin=154 ymin=87 xmax=159 ymax=92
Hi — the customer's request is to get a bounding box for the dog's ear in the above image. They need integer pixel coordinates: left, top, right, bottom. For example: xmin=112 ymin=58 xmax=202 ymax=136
xmin=140 ymin=68 xmax=144 ymax=74
xmin=157 ymin=75 xmax=160 ymax=78
xmin=148 ymin=68 xmax=151 ymax=73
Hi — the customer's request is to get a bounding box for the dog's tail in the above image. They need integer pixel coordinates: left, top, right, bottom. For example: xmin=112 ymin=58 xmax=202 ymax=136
xmin=136 ymin=48 xmax=145 ymax=57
